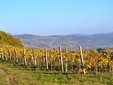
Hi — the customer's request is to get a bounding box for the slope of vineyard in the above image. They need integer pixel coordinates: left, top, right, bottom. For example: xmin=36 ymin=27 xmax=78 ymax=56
xmin=0 ymin=31 xmax=23 ymax=47
xmin=1 ymin=31 xmax=113 ymax=85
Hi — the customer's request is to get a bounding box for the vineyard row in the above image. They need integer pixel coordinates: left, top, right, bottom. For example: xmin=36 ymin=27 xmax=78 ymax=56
xmin=0 ymin=46 xmax=113 ymax=75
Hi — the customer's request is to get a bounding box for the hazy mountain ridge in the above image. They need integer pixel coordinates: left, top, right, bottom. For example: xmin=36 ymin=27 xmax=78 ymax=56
xmin=14 ymin=32 xmax=113 ymax=49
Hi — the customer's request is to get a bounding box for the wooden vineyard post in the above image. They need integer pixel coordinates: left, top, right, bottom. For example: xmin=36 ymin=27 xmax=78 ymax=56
xmin=45 ymin=48 xmax=49 ymax=70
xmin=14 ymin=48 xmax=18 ymax=63
xmin=32 ymin=48 xmax=37 ymax=66
xmin=95 ymin=59 xmax=98 ymax=76
xmin=59 ymin=47 xmax=64 ymax=72
xmin=110 ymin=52 xmax=113 ymax=76
xmin=1 ymin=49 xmax=4 ymax=60
xmin=8 ymin=50 xmax=11 ymax=61
xmin=22 ymin=47 xmax=27 ymax=66
xmin=65 ymin=47 xmax=68 ymax=73
xmin=50 ymin=60 xmax=52 ymax=71
xmin=79 ymin=46 xmax=86 ymax=74
xmin=0 ymin=48 xmax=3 ymax=59
xmin=4 ymin=50 xmax=8 ymax=61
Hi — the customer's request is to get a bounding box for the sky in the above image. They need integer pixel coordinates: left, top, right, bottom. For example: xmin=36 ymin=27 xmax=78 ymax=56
xmin=0 ymin=0 xmax=113 ymax=35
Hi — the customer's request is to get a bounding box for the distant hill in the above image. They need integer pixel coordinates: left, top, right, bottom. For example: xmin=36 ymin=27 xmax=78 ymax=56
xmin=67 ymin=34 xmax=89 ymax=37
xmin=14 ymin=32 xmax=113 ymax=49
xmin=0 ymin=31 xmax=23 ymax=47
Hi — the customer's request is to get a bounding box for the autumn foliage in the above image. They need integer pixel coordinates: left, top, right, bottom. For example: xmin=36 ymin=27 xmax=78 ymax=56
xmin=0 ymin=31 xmax=23 ymax=47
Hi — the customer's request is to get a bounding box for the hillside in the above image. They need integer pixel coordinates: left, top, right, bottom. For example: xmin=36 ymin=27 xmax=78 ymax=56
xmin=0 ymin=31 xmax=23 ymax=47
xmin=14 ymin=32 xmax=113 ymax=49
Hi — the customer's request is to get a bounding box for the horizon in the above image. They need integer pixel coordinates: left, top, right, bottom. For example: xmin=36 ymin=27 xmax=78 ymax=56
xmin=0 ymin=0 xmax=113 ymax=36
xmin=13 ymin=31 xmax=113 ymax=36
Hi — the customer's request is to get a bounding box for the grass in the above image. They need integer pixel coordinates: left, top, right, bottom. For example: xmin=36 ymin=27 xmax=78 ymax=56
xmin=0 ymin=61 xmax=113 ymax=85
